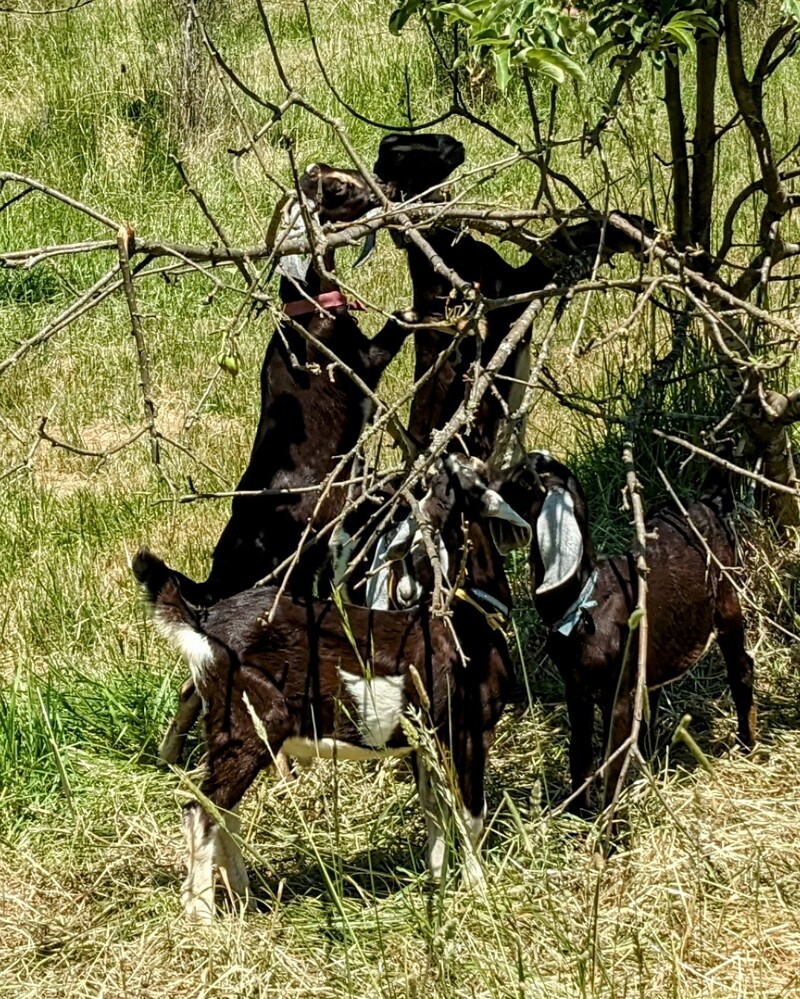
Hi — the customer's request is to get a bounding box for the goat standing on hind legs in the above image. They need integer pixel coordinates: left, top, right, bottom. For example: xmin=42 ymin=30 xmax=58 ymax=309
xmin=134 ymin=455 xmax=532 ymax=922
xmin=373 ymin=133 xmax=652 ymax=464
xmin=155 ymin=163 xmax=420 ymax=765
xmin=500 ymin=451 xmax=756 ymax=813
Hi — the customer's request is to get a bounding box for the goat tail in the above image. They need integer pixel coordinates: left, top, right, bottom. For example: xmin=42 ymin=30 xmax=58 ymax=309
xmin=133 ymin=547 xmax=220 ymax=693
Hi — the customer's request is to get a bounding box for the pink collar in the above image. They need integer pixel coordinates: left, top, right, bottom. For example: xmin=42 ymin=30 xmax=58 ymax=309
xmin=283 ymin=290 xmax=366 ymax=318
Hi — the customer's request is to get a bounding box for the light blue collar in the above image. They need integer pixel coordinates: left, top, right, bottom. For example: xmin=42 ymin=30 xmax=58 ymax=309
xmin=468 ymin=587 xmax=511 ymax=619
xmin=550 ymin=569 xmax=599 ymax=636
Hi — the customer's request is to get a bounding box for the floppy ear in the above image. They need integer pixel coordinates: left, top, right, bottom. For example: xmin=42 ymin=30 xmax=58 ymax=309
xmin=273 ymin=191 xmax=315 ymax=282
xmin=535 ymin=486 xmax=583 ymax=594
xmin=365 ymin=518 xmax=418 ymax=609
xmin=383 ymin=517 xmax=417 ymax=560
xmin=482 ymin=487 xmax=533 ymax=554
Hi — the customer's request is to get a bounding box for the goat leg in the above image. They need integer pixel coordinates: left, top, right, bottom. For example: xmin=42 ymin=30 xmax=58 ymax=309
xmin=717 ymin=631 xmax=757 ymax=749
xmin=181 ymin=801 xmax=216 ymax=924
xmin=215 ymin=805 xmax=255 ymax=914
xmin=415 ymin=752 xmax=449 ymax=880
xmin=565 ymin=686 xmax=595 ymax=814
xmin=159 ymin=679 xmax=202 ymax=765
xmin=455 ymin=728 xmax=487 ymax=886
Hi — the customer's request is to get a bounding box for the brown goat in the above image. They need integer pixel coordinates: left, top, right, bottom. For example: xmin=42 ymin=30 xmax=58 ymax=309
xmin=500 ymin=451 xmax=756 ymax=812
xmin=134 ymin=455 xmax=531 ymax=921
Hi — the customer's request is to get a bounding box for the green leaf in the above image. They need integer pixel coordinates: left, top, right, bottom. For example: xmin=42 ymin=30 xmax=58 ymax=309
xmin=493 ymin=47 xmax=512 ymax=90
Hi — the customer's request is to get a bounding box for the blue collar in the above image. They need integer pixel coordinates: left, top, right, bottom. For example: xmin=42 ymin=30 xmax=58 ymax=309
xmin=550 ymin=569 xmax=598 ymax=636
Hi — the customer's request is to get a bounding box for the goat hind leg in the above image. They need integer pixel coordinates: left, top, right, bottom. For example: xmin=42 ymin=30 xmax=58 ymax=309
xmin=181 ymin=800 xmax=217 ymax=924
xmin=216 ymin=805 xmax=255 ymax=913
xmin=717 ymin=630 xmax=756 ymax=749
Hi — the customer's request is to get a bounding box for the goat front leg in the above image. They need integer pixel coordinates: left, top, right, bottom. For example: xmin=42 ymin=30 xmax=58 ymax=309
xmin=456 ymin=730 xmax=487 ymax=887
xmin=160 ymin=679 xmax=202 ymax=765
xmin=718 ymin=630 xmax=757 ymax=749
xmin=415 ymin=752 xmax=448 ymax=880
xmin=565 ymin=685 xmax=594 ymax=814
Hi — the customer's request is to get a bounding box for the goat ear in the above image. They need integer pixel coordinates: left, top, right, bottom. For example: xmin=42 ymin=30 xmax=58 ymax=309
xmin=535 ymin=486 xmax=583 ymax=594
xmin=273 ymin=194 xmax=314 ymax=282
xmin=482 ymin=488 xmax=533 ymax=554
xmin=383 ymin=517 xmax=417 ymax=560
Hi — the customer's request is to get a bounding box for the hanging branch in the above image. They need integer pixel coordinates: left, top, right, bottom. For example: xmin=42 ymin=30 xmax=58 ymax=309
xmin=116 ymin=225 xmax=160 ymax=465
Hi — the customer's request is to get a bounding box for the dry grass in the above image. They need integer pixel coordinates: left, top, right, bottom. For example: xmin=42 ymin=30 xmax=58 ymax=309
xmin=3 ymin=1 xmax=800 ymax=997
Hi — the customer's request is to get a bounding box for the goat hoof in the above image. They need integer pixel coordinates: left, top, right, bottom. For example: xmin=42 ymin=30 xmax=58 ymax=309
xmin=462 ymin=854 xmax=485 ymax=890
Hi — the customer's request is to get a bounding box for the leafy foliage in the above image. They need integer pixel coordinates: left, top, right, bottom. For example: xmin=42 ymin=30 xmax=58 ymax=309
xmin=390 ymin=0 xmax=591 ymax=89
xmin=389 ymin=0 xmax=799 ymax=89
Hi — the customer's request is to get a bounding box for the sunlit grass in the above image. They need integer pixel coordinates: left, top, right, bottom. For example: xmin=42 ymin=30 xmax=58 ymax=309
xmin=2 ymin=1 xmax=800 ymax=996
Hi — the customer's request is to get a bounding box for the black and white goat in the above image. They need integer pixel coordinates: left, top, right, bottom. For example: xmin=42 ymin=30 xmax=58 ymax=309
xmin=134 ymin=455 xmax=531 ymax=921
xmin=156 ymin=163 xmax=418 ymax=763
xmin=500 ymin=451 xmax=756 ymax=811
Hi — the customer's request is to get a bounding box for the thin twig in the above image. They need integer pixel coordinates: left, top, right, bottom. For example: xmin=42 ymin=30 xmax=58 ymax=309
xmin=116 ymin=225 xmax=159 ymax=464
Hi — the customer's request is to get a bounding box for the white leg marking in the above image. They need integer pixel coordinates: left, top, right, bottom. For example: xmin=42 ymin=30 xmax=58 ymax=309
xmin=337 ymin=670 xmax=405 ymax=747
xmin=216 ymin=806 xmax=255 ymax=913
xmin=461 ymin=802 xmax=486 ymax=887
xmin=181 ymin=804 xmax=216 ymax=923
xmin=417 ymin=756 xmax=448 ymax=880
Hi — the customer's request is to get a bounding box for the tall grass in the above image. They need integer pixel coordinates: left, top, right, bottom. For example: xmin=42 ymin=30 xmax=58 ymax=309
xmin=2 ymin=2 xmax=800 ymax=997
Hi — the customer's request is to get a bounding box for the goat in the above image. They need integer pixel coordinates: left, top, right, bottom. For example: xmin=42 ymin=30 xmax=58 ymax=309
xmin=170 ymin=164 xmax=411 ymax=606
xmin=500 ymin=451 xmax=756 ymax=812
xmin=375 ymin=133 xmax=649 ymax=461
xmin=156 ymin=163 xmax=414 ymax=763
xmin=133 ymin=455 xmax=532 ymax=921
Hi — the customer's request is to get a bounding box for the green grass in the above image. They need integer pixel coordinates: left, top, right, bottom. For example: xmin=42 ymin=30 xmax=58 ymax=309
xmin=2 ymin=1 xmax=800 ymax=996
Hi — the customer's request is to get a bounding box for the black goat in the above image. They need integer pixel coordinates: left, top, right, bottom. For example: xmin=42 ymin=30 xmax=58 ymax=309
xmin=171 ymin=164 xmax=410 ymax=606
xmin=501 ymin=451 xmax=756 ymax=811
xmin=134 ymin=455 xmax=532 ymax=921
xmin=375 ymin=133 xmax=648 ymax=461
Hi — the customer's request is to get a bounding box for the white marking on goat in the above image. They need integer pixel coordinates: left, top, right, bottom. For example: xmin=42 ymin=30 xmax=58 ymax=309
xmin=417 ymin=758 xmax=447 ymax=879
xmin=460 ymin=803 xmax=486 ymax=886
xmin=154 ymin=613 xmax=215 ymax=688
xmin=336 ymin=669 xmax=406 ymax=747
xmin=366 ymin=518 xmax=417 ymax=609
xmin=395 ymin=533 xmax=450 ymax=608
xmin=181 ymin=804 xmax=216 ymax=924
xmin=215 ymin=806 xmax=254 ymax=912
xmin=281 ymin=736 xmax=412 ymax=761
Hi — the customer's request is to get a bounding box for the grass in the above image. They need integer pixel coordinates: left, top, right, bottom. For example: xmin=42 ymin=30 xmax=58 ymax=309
xmin=2 ymin=1 xmax=800 ymax=996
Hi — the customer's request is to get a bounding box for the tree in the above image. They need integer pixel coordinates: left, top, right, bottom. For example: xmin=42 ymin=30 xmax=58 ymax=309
xmin=391 ymin=0 xmax=800 ymax=527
